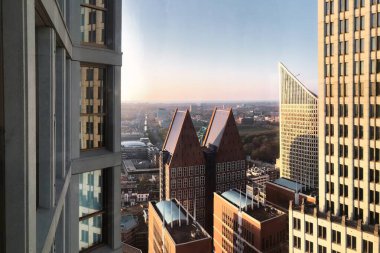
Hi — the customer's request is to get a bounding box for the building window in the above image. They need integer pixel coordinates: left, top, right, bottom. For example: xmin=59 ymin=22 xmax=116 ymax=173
xmin=347 ymin=235 xmax=357 ymax=249
xmin=318 ymin=245 xmax=327 ymax=253
xmin=363 ymin=240 xmax=373 ymax=253
xmin=332 ymin=230 xmax=341 ymax=244
xmin=80 ymin=66 xmax=106 ymax=150
xmin=79 ymin=169 xmax=105 ymax=251
xmin=81 ymin=0 xmax=107 ymax=45
xmin=305 ymin=240 xmax=313 ymax=253
xmin=318 ymin=226 xmax=327 ymax=239
xmin=293 ymin=218 xmax=301 ymax=230
xmin=293 ymin=236 xmax=301 ymax=249
xmin=305 ymin=221 xmax=313 ymax=235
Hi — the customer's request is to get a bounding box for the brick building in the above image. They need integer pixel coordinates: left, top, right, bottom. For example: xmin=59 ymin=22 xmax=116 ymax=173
xmin=148 ymin=199 xmax=212 ymax=253
xmin=213 ymin=189 xmax=288 ymax=253
xmin=203 ymin=108 xmax=247 ymax=233
xmin=159 ymin=110 xmax=207 ymax=225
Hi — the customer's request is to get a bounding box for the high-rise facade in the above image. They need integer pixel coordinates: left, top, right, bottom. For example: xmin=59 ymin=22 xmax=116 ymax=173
xmin=278 ymin=63 xmax=319 ymax=188
xmin=0 ymin=0 xmax=122 ymax=252
xmin=289 ymin=0 xmax=380 ymax=252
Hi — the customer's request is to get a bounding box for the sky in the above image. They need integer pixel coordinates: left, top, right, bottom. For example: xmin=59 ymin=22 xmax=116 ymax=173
xmin=121 ymin=0 xmax=318 ymax=102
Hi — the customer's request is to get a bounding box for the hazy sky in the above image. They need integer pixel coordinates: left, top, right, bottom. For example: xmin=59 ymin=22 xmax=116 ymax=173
xmin=121 ymin=0 xmax=317 ymax=102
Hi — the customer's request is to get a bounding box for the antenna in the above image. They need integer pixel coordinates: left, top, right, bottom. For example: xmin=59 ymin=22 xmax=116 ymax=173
xmin=179 ymin=201 xmax=181 ymax=227
xmin=170 ymin=200 xmax=173 ymax=229
xmin=239 ymin=188 xmax=242 ymax=212
xmin=186 ymin=198 xmax=189 ymax=225
xmin=194 ymin=198 xmax=197 ymax=221
xmin=245 ymin=190 xmax=248 ymax=211
xmin=251 ymin=184 xmax=254 ymax=209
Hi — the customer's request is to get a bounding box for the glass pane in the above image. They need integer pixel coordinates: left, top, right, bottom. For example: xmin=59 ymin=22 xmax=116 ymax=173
xmin=79 ymin=170 xmax=103 ymax=216
xmin=81 ymin=7 xmax=105 ymax=45
xmin=79 ymin=215 xmax=103 ymax=251
xmin=82 ymin=0 xmax=105 ymax=8
xmin=80 ymin=66 xmax=106 ymax=150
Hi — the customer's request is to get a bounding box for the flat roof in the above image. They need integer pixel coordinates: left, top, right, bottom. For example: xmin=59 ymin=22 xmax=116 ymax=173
xmin=273 ymin=178 xmax=306 ymax=193
xmin=152 ymin=199 xmax=210 ymax=244
xmin=121 ymin=141 xmax=146 ymax=148
xmin=220 ymin=189 xmax=284 ymax=222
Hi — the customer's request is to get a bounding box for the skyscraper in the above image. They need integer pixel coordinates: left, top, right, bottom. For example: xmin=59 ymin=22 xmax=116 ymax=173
xmin=289 ymin=1 xmax=380 ymax=252
xmin=0 ymin=0 xmax=122 ymax=252
xmin=202 ymin=108 xmax=247 ymax=233
xmin=278 ymin=63 xmax=318 ymax=188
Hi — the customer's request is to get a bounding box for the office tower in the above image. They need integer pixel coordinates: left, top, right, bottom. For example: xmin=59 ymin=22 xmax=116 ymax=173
xmin=289 ymin=1 xmax=380 ymax=252
xmin=213 ymin=189 xmax=288 ymax=253
xmin=278 ymin=63 xmax=319 ymax=188
xmin=202 ymin=108 xmax=246 ymax=233
xmin=148 ymin=199 xmax=212 ymax=253
xmin=0 ymin=0 xmax=122 ymax=252
xmin=159 ymin=110 xmax=207 ymax=226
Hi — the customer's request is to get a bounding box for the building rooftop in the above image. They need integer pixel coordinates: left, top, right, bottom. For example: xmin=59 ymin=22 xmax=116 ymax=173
xmin=152 ymin=199 xmax=210 ymax=244
xmin=273 ymin=178 xmax=306 ymax=193
xmin=121 ymin=141 xmax=146 ymax=148
xmin=220 ymin=189 xmax=284 ymax=222
xmin=203 ymin=108 xmax=230 ymax=148
xmin=121 ymin=215 xmax=138 ymax=231
xmin=162 ymin=110 xmax=187 ymax=154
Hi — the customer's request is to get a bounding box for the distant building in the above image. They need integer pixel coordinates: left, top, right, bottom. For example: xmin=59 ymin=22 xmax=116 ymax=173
xmin=148 ymin=199 xmax=212 ymax=253
xmin=159 ymin=110 xmax=207 ymax=225
xmin=237 ymin=116 xmax=254 ymax=125
xmin=122 ymin=141 xmax=148 ymax=160
xmin=246 ymin=164 xmax=280 ymax=190
xmin=213 ymin=189 xmax=288 ymax=253
xmin=278 ymin=63 xmax=318 ymax=188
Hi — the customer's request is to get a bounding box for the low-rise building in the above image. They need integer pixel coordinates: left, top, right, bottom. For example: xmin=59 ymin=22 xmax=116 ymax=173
xmin=214 ymin=189 xmax=288 ymax=253
xmin=148 ymin=199 xmax=212 ymax=253
xmin=266 ymin=178 xmax=317 ymax=212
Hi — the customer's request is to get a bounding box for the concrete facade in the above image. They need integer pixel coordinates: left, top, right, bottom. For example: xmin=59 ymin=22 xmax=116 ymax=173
xmin=289 ymin=0 xmax=380 ymax=252
xmin=0 ymin=0 xmax=122 ymax=252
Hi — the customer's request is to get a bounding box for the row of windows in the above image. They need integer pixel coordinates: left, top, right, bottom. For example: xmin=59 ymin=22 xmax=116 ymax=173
xmin=170 ymin=166 xmax=205 ymax=178
xmin=216 ymin=170 xmax=245 ymax=183
xmin=170 ymin=177 xmax=205 ymax=189
xmin=326 ymin=82 xmax=380 ymax=97
xmin=325 ymin=104 xmax=364 ymax=117
xmin=325 ymin=163 xmax=380 ymax=182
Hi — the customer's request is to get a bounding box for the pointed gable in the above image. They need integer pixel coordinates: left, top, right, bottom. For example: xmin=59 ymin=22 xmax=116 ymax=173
xmin=163 ymin=109 xmax=205 ymax=168
xmin=203 ymin=108 xmax=245 ymax=163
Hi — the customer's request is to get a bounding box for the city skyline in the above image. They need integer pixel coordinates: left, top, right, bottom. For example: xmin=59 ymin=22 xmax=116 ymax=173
xmin=122 ymin=0 xmax=318 ymax=102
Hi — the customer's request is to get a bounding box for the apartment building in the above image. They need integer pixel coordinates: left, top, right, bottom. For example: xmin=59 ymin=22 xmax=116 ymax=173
xmin=0 ymin=0 xmax=122 ymax=252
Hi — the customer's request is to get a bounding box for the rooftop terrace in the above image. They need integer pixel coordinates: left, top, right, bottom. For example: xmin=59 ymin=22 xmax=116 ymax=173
xmin=152 ymin=199 xmax=210 ymax=244
xmin=220 ymin=189 xmax=284 ymax=222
